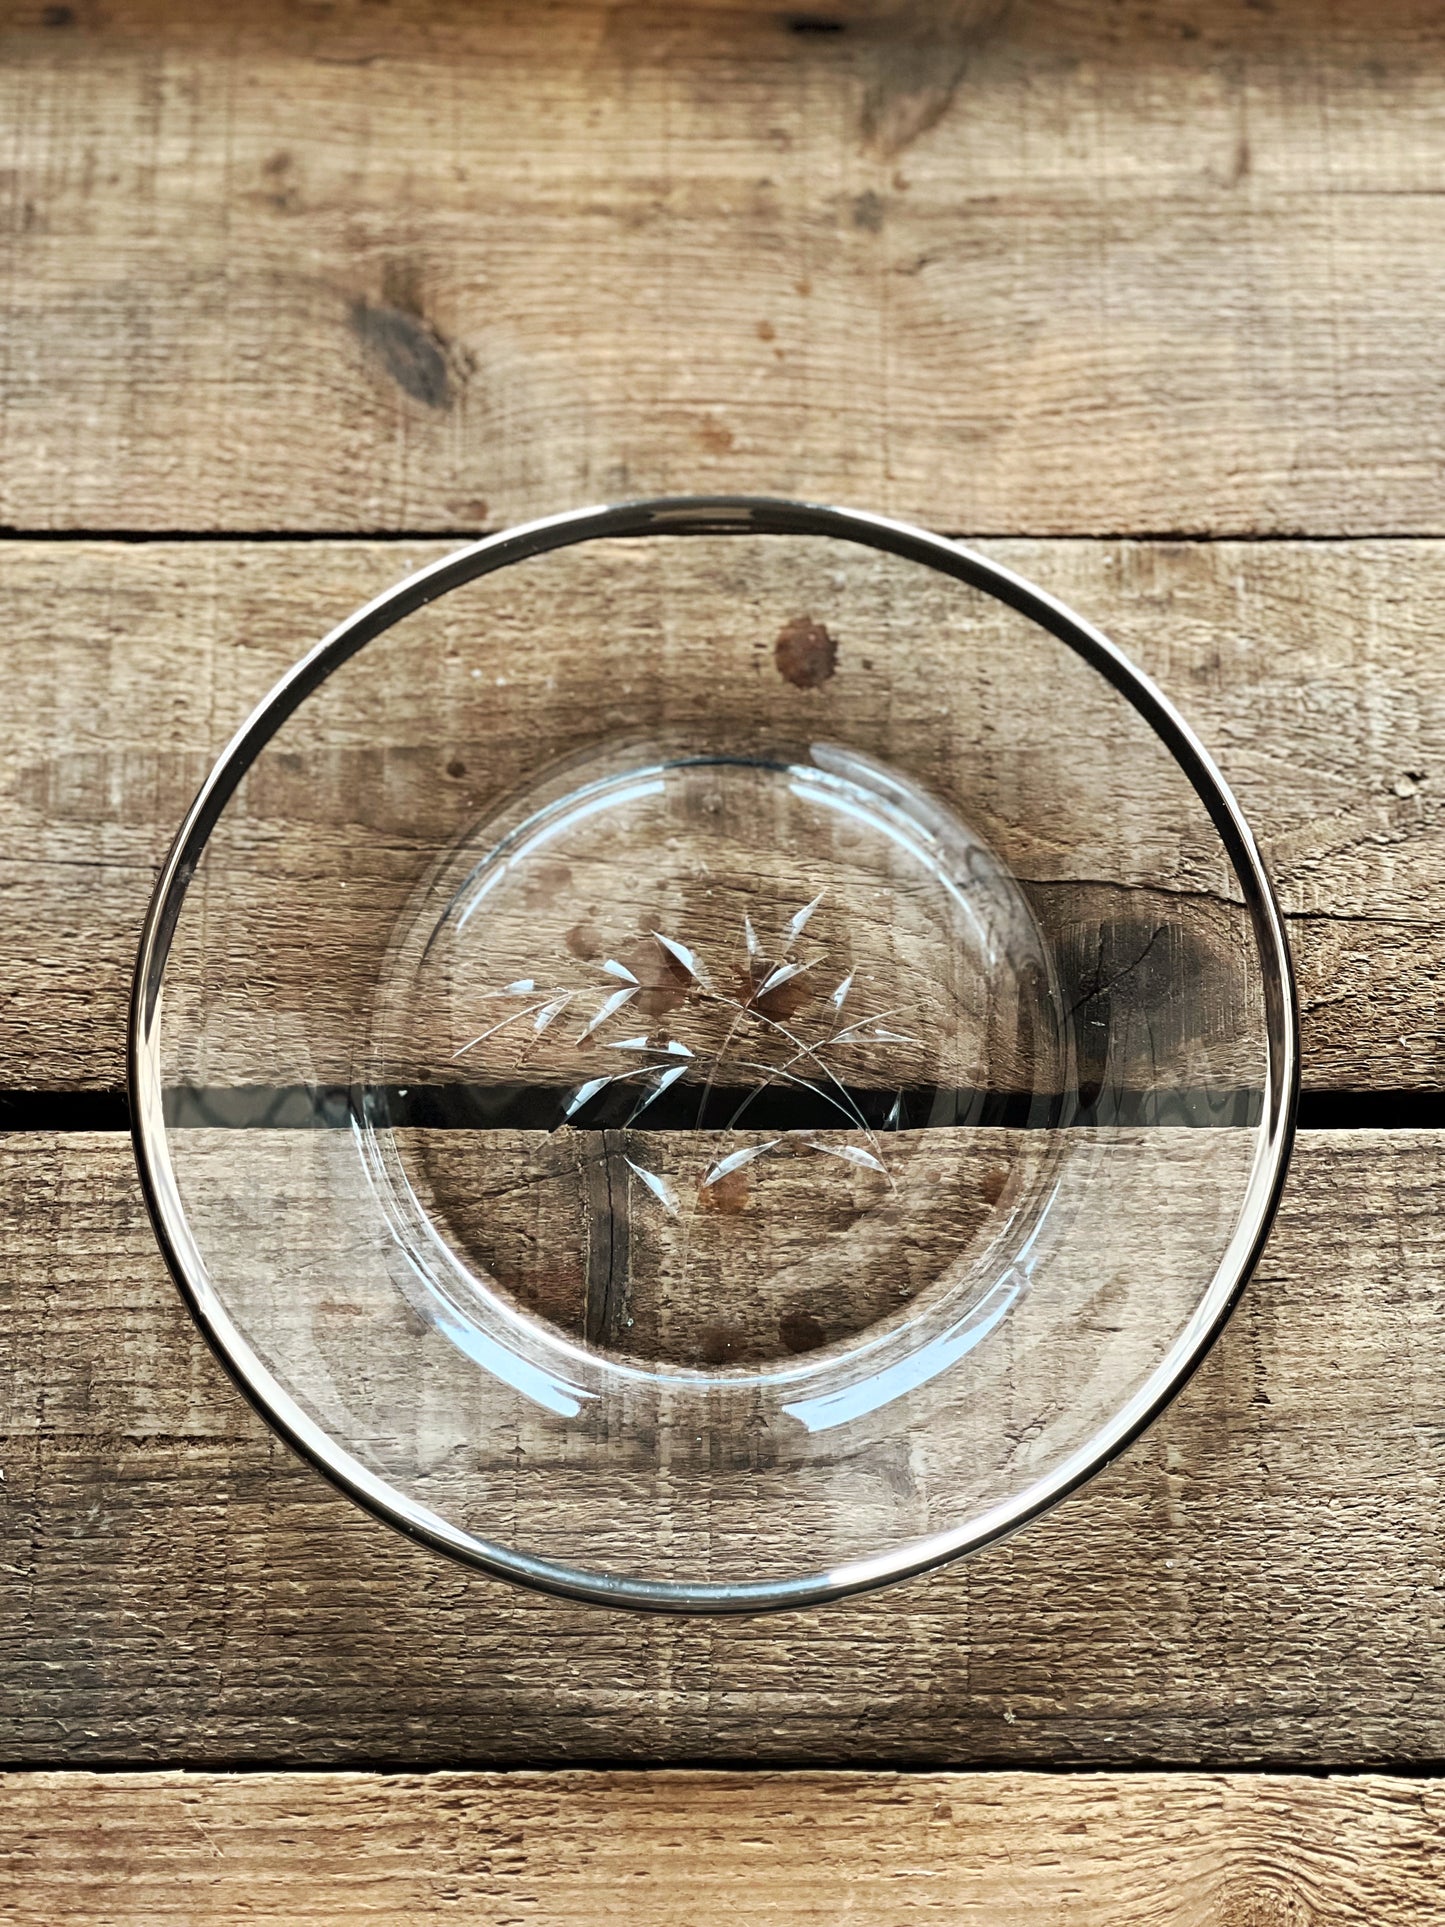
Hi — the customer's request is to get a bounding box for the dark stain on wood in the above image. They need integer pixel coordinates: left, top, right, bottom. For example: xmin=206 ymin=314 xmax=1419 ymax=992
xmin=699 ymin=1324 xmax=743 ymax=1365
xmin=1053 ymin=909 xmax=1231 ymax=1099
xmin=349 ymin=299 xmax=455 ymax=410
xmin=851 ymin=190 xmax=885 ymax=231
xmin=977 ymin=1165 xmax=1008 ymax=1207
xmin=860 ymin=45 xmax=970 ymax=157
xmin=696 ymin=417 xmax=735 ymax=454
xmin=698 ymin=1166 xmax=750 ymax=1214
xmin=624 ymin=941 xmax=694 ymax=1019
xmin=261 ymin=150 xmax=300 ymax=214
xmin=779 ymin=1309 xmax=827 ymax=1354
xmin=775 ymin=615 xmax=838 ymax=688
xmin=349 ymin=274 xmax=466 ymax=412
xmin=859 ymin=1 xmax=1012 ymax=159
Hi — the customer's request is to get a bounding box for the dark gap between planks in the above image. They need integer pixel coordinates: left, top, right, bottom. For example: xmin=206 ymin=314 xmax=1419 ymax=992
xmin=2 ymin=1752 xmax=1444 ymax=1779
xmin=0 ymin=1088 xmax=1435 ymax=1133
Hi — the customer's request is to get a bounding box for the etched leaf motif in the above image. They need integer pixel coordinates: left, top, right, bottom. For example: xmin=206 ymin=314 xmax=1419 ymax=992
xmin=456 ymin=891 xmax=916 ymax=1212
xmin=577 ymin=984 xmax=638 ymax=1040
xmin=610 ymin=1036 xmax=693 ymax=1058
xmin=755 ymin=959 xmax=811 ymax=998
xmin=652 ymin=930 xmax=711 ymax=987
xmin=564 ymin=1075 xmax=613 ymax=1119
xmin=807 ymin=1139 xmax=888 ymax=1174
xmin=626 ymin=1062 xmax=690 ymax=1123
xmin=626 ymin=1159 xmax=680 ymax=1216
xmin=787 ymin=892 xmax=824 ymax=943
xmin=703 ymin=1140 xmax=782 ymax=1187
xmin=452 ymin=1001 xmax=548 ymax=1059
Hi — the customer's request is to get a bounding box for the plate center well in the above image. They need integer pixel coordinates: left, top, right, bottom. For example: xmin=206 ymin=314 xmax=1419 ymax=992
xmin=363 ymin=740 xmax=1069 ymax=1371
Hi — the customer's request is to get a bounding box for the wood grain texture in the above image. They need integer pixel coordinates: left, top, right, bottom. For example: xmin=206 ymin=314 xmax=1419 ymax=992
xmin=2 ymin=0 xmax=1445 ymax=535
xmin=4 ymin=0 xmax=1442 ymax=1844
xmin=1 ymin=1129 xmax=1442 ymax=1767
xmin=156 ymin=1123 xmax=1252 ymax=1590
xmin=2 ymin=1769 xmax=1442 ymax=1924
xmin=3 ymin=536 xmax=1437 ymax=1091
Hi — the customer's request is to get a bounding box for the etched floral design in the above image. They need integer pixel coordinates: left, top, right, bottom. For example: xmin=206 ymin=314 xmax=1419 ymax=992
xmin=452 ymin=895 xmax=919 ymax=1214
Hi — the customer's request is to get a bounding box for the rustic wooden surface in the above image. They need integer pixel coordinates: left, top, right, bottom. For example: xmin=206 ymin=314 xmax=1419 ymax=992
xmin=2 ymin=0 xmax=1445 ymax=536
xmin=2 ymin=1129 xmax=1442 ymax=1768
xmin=5 ymin=0 xmax=1445 ymax=1909
xmin=4 ymin=535 xmax=1441 ymax=1093
xmin=3 ymin=1770 xmax=1442 ymax=1924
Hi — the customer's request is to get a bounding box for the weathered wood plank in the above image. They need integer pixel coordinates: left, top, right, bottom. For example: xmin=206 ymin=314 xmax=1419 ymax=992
xmin=159 ymin=1122 xmax=1254 ymax=1592
xmin=2 ymin=0 xmax=1445 ymax=534
xmin=2 ymin=537 xmax=1437 ymax=1090
xmin=1 ymin=1769 xmax=1440 ymax=1924
xmin=1 ymin=1129 xmax=1441 ymax=1766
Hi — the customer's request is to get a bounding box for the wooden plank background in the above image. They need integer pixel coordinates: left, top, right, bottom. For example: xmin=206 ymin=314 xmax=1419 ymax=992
xmin=5 ymin=535 xmax=1442 ymax=1094
xmin=3 ymin=0 xmax=1444 ymax=1916
xmin=3 ymin=1127 xmax=1443 ymax=1768
xmin=3 ymin=0 xmax=1445 ymax=537
xmin=3 ymin=1771 xmax=1442 ymax=1924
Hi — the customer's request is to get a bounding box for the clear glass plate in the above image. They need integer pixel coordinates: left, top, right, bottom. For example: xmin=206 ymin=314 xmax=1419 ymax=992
xmin=130 ymin=499 xmax=1298 ymax=1611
